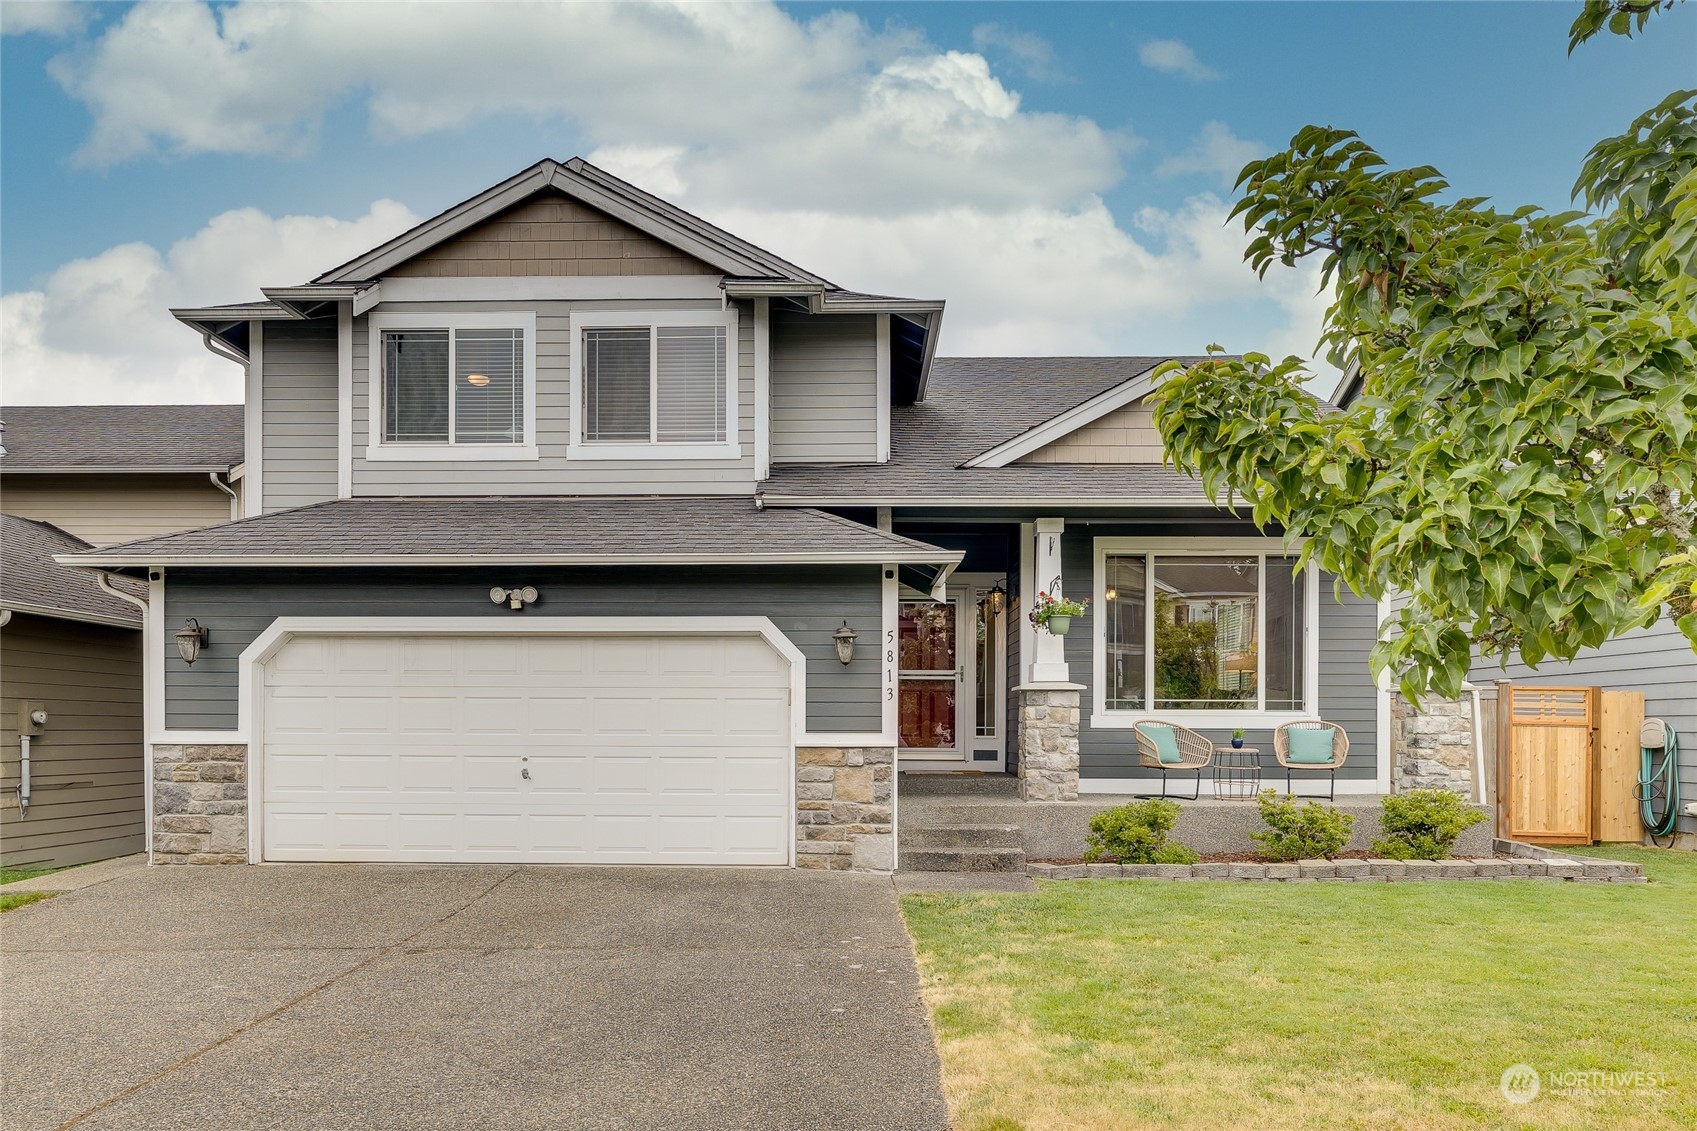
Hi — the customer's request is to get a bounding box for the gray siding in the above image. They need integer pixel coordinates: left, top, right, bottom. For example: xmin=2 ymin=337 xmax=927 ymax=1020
xmin=1470 ymin=617 xmax=1697 ymax=834
xmin=770 ymin=311 xmax=878 ymax=464
xmin=0 ymin=613 xmax=144 ymax=868
xmin=1058 ymin=527 xmax=1380 ymax=784
xmin=162 ymin=565 xmax=880 ymax=734
xmin=348 ymin=299 xmax=756 ymax=495
xmin=261 ymin=317 xmax=339 ymax=513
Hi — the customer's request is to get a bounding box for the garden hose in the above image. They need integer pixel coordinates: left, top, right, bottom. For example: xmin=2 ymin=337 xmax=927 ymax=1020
xmin=1638 ymin=720 xmax=1681 ymax=840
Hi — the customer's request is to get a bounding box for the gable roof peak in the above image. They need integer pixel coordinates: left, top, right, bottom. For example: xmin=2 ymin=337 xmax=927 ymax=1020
xmin=311 ymin=156 xmax=831 ymax=288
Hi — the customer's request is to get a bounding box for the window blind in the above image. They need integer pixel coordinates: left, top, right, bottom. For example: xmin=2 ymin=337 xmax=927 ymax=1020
xmin=454 ymin=328 xmax=523 ymax=444
xmin=656 ymin=325 xmax=726 ymax=442
xmin=383 ymin=330 xmax=450 ymax=443
xmin=584 ymin=327 xmax=651 ymax=442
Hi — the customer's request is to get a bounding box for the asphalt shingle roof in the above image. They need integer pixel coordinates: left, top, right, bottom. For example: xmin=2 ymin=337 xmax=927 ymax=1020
xmin=60 ymin=496 xmax=959 ymax=566
xmin=761 ymin=356 xmax=1215 ymax=502
xmin=0 ymin=405 xmax=245 ymax=472
xmin=1 ymin=514 xmax=143 ymax=626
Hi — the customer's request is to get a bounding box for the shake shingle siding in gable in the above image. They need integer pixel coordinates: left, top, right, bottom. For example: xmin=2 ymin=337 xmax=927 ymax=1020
xmin=348 ymin=299 xmax=757 ymax=495
xmin=769 ymin=310 xmax=878 ymax=464
xmin=261 ymin=317 xmax=340 ymax=513
xmin=385 ymin=191 xmax=718 ymax=278
xmin=162 ymin=565 xmax=883 ymax=733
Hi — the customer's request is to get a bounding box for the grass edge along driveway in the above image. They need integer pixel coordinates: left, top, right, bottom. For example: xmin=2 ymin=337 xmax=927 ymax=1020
xmin=900 ymin=845 xmax=1695 ymax=1131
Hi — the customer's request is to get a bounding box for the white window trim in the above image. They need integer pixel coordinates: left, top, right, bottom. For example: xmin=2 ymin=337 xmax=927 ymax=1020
xmin=365 ymin=311 xmax=539 ymax=462
xmin=567 ymin=308 xmax=741 ymax=461
xmin=1091 ymin=536 xmax=1321 ymax=729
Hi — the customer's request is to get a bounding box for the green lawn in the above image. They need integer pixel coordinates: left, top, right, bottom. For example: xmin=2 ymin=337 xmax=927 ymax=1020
xmin=0 ymin=864 xmax=65 ymax=912
xmin=901 ymin=846 xmax=1697 ymax=1131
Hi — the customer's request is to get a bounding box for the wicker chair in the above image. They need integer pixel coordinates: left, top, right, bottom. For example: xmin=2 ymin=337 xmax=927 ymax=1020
xmin=1273 ymin=720 xmax=1350 ymax=800
xmin=1132 ymin=720 xmax=1215 ymax=800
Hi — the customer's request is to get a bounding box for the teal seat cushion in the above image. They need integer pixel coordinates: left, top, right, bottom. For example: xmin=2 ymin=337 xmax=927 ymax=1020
xmin=1138 ymin=724 xmax=1183 ymax=764
xmin=1287 ymin=727 xmax=1337 ymax=764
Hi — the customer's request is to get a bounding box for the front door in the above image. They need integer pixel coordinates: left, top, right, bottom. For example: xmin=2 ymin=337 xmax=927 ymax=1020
xmin=898 ymin=579 xmax=1007 ymax=768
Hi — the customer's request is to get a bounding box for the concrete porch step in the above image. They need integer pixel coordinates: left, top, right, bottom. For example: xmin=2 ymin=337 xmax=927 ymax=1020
xmin=901 ymin=824 xmax=1023 ymax=850
xmin=898 ymin=846 xmax=1028 ymax=873
xmin=897 ymin=773 xmax=1021 ymax=799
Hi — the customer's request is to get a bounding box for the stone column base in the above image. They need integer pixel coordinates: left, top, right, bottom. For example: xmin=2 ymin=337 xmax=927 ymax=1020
xmin=795 ymin=746 xmax=895 ymax=871
xmin=152 ymin=744 xmax=249 ymax=864
xmin=1015 ymin=683 xmax=1083 ymax=802
xmin=1390 ymin=692 xmax=1475 ymax=795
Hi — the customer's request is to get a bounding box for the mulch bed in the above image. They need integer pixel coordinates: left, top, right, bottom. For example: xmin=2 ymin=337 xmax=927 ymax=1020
xmin=1032 ymin=849 xmax=1513 ymax=865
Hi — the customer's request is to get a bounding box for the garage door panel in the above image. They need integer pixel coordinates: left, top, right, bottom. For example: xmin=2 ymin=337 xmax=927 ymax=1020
xmin=262 ymin=633 xmax=791 ymax=865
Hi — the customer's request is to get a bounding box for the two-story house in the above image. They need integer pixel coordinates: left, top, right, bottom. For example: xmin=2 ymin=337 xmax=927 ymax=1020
xmin=62 ymin=158 xmax=1388 ymax=871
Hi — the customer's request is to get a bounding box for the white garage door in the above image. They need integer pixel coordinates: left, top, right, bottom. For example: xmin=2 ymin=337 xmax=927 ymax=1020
xmin=260 ymin=633 xmax=792 ymax=864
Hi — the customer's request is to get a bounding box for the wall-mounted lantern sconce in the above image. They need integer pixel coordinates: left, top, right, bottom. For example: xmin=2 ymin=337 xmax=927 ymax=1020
xmin=175 ymin=618 xmax=209 ymax=665
xmin=490 ymin=586 xmax=539 ymax=611
xmin=833 ymin=621 xmax=859 ymax=665
xmin=986 ymin=581 xmax=1008 ymax=615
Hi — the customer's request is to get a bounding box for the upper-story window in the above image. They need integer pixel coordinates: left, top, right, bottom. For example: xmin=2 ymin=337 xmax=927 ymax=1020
xmin=367 ymin=311 xmax=538 ymax=462
xmin=569 ymin=309 xmax=740 ymax=460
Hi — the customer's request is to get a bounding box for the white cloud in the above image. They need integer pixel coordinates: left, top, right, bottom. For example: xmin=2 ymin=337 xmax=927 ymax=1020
xmin=1138 ymin=38 xmax=1219 ymax=82
xmin=1157 ymin=121 xmax=1266 ymax=186
xmin=1 ymin=0 xmax=89 ymax=37
xmin=48 ymin=1 xmax=1121 ymax=214
xmin=710 ymin=195 xmax=1330 ymax=362
xmin=11 ymin=0 xmax=1338 ymax=406
xmin=1 ymin=201 xmax=418 ymax=404
xmin=970 ymin=22 xmax=1069 ymax=83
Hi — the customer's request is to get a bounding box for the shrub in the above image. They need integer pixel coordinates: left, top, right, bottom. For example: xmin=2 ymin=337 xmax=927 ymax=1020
xmin=1372 ymin=789 xmax=1488 ymax=860
xmin=1250 ymin=790 xmax=1355 ymax=861
xmin=1083 ymin=799 xmax=1201 ymax=865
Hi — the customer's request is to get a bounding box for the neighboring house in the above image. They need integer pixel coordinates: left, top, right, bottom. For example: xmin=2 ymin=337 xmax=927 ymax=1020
xmin=60 ymin=158 xmax=1389 ymax=872
xmin=0 ymin=516 xmax=147 ymax=867
xmin=0 ymin=404 xmax=244 ymax=545
xmin=1 ymin=407 xmax=244 ymax=866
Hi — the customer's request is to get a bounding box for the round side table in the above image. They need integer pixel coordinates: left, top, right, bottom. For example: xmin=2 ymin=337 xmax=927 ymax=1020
xmin=1212 ymin=746 xmax=1261 ymax=800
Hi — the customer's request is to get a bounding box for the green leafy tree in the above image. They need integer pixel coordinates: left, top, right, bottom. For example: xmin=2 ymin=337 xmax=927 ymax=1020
xmin=1149 ymin=5 xmax=1697 ymax=701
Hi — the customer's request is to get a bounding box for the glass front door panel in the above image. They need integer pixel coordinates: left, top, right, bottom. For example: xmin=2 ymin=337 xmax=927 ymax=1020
xmin=899 ymin=601 xmax=956 ymax=672
xmin=900 ymin=679 xmax=958 ymax=748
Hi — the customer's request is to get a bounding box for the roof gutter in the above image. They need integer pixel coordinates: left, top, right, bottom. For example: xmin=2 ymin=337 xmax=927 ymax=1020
xmin=757 ymin=493 xmax=1218 ymax=509
xmin=0 ymin=597 xmax=140 ymax=631
xmin=54 ymin=549 xmax=965 ymax=570
xmin=2 ymin=465 xmax=240 ymax=476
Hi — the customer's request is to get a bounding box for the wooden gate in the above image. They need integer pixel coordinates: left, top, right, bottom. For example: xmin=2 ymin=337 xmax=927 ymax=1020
xmin=1505 ymin=686 xmax=1595 ymax=845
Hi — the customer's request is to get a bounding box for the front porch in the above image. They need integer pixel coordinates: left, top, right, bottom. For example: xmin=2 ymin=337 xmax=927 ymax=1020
xmin=895 ymin=773 xmax=1496 ymax=871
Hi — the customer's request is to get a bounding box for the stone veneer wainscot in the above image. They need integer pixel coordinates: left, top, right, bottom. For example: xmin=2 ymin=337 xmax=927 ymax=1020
xmin=795 ymin=746 xmax=894 ymax=871
xmin=152 ymin=744 xmax=249 ymax=864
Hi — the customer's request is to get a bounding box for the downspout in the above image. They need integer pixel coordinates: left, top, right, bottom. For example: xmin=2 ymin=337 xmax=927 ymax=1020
xmin=97 ymin=572 xmax=153 ymax=858
xmin=209 ymin=470 xmax=239 ymax=519
xmin=0 ymin=610 xmax=22 ymax=818
xmin=1465 ymin=681 xmax=1487 ymax=805
xmin=196 ymin=329 xmax=248 ymax=369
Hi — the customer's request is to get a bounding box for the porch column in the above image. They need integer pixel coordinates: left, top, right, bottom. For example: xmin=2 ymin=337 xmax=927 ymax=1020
xmin=1029 ymin=518 xmax=1069 ymax=683
xmin=1016 ymin=517 xmax=1082 ymax=801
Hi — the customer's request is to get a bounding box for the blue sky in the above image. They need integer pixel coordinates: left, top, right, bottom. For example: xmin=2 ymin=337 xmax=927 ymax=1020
xmin=2 ymin=0 xmax=1691 ymax=403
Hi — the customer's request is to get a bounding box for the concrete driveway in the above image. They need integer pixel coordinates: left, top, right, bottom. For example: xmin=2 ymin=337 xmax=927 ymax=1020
xmin=1 ymin=865 xmax=951 ymax=1131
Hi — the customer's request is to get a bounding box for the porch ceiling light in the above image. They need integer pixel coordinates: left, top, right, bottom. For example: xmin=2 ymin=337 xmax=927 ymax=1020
xmin=175 ymin=618 xmax=209 ymax=665
xmin=833 ymin=621 xmax=858 ymax=665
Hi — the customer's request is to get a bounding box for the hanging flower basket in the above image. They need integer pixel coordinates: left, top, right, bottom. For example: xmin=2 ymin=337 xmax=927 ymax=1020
xmin=1029 ymin=592 xmax=1089 ymax=636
